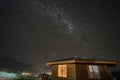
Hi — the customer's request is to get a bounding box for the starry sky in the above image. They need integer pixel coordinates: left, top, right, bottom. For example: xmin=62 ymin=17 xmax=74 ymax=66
xmin=0 ymin=0 xmax=120 ymax=70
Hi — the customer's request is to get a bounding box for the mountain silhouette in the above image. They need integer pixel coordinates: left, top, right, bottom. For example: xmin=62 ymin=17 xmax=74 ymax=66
xmin=0 ymin=56 xmax=30 ymax=72
xmin=0 ymin=56 xmax=50 ymax=74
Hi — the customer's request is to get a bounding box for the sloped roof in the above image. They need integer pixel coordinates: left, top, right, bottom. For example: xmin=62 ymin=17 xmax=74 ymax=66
xmin=46 ymin=57 xmax=118 ymax=67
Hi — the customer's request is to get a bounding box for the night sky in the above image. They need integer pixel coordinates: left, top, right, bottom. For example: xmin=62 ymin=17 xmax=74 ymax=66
xmin=0 ymin=0 xmax=120 ymax=70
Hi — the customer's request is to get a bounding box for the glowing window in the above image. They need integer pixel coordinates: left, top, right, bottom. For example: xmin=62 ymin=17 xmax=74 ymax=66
xmin=58 ymin=65 xmax=67 ymax=77
xmin=87 ymin=65 xmax=100 ymax=78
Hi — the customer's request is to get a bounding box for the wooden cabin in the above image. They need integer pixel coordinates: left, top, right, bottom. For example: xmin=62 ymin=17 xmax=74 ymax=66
xmin=46 ymin=57 xmax=118 ymax=80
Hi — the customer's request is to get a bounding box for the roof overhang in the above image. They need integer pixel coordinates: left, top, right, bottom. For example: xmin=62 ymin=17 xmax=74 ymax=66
xmin=46 ymin=60 xmax=118 ymax=67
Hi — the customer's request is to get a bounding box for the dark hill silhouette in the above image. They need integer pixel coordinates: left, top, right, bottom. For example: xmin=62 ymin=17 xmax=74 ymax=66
xmin=0 ymin=56 xmax=30 ymax=72
xmin=0 ymin=56 xmax=50 ymax=74
xmin=0 ymin=56 xmax=26 ymax=66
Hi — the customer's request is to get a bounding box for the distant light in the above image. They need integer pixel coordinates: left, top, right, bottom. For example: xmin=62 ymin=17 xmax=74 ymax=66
xmin=74 ymin=56 xmax=78 ymax=58
xmin=82 ymin=57 xmax=87 ymax=58
xmin=22 ymin=72 xmax=31 ymax=76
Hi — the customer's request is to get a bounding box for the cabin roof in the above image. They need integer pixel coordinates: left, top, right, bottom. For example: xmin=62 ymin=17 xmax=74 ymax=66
xmin=46 ymin=57 xmax=118 ymax=67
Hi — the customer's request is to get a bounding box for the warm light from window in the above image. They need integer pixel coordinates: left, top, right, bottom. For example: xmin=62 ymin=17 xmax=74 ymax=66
xmin=58 ymin=65 xmax=67 ymax=77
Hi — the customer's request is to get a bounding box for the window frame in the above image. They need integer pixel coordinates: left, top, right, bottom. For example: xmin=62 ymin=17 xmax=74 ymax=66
xmin=87 ymin=65 xmax=100 ymax=79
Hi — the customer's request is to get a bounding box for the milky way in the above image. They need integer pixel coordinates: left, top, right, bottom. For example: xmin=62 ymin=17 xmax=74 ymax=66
xmin=39 ymin=0 xmax=76 ymax=36
xmin=36 ymin=0 xmax=92 ymax=50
